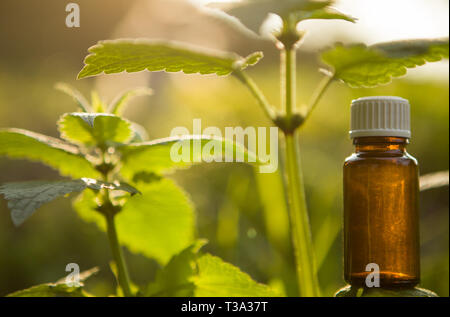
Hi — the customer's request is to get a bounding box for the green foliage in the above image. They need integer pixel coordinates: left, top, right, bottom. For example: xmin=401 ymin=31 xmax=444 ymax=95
xmin=119 ymin=136 xmax=259 ymax=179
xmin=3 ymin=0 xmax=448 ymax=298
xmin=75 ymin=178 xmax=195 ymax=265
xmin=210 ymin=0 xmax=354 ymax=36
xmin=7 ymin=283 xmax=89 ymax=297
xmin=322 ymin=38 xmax=449 ymax=87
xmin=108 ymin=87 xmax=153 ymax=115
xmin=146 ymin=242 xmax=281 ymax=297
xmin=78 ymin=39 xmax=263 ymax=79
xmin=0 ymin=178 xmax=138 ymax=226
xmin=0 ymin=128 xmax=100 ymax=179
xmin=58 ymin=112 xmax=134 ymax=147
xmin=1 ymin=83 xmax=263 ymax=296
xmin=55 ymin=82 xmax=91 ymax=112
xmin=6 ymin=267 xmax=98 ymax=297
xmin=146 ymin=241 xmax=206 ymax=296
xmin=193 ymin=254 xmax=281 ymax=297
xmin=129 ymin=122 xmax=149 ymax=143
xmin=90 ymin=91 xmax=106 ymax=112
xmin=293 ymin=7 xmax=355 ymax=24
xmin=109 ymin=262 xmax=140 ymax=296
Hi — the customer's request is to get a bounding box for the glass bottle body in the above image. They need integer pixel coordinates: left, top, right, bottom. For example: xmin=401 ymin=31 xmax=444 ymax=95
xmin=343 ymin=136 xmax=420 ymax=287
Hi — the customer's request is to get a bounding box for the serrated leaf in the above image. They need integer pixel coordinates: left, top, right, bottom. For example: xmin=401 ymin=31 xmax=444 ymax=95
xmin=7 ymin=283 xmax=89 ymax=297
xmin=7 ymin=267 xmax=98 ymax=297
xmin=78 ymin=39 xmax=263 ymax=79
xmin=118 ymin=135 xmax=259 ymax=180
xmin=108 ymin=87 xmax=153 ymax=115
xmin=192 ymin=254 xmax=282 ymax=297
xmin=322 ymin=37 xmax=449 ymax=88
xmin=0 ymin=180 xmax=85 ymax=226
xmin=145 ymin=243 xmax=280 ymax=297
xmin=58 ymin=112 xmax=133 ymax=147
xmin=0 ymin=128 xmax=100 ymax=178
xmin=0 ymin=179 xmax=138 ymax=226
xmin=54 ymin=82 xmax=91 ymax=112
xmin=145 ymin=241 xmax=207 ymax=297
xmin=74 ymin=178 xmax=195 ymax=264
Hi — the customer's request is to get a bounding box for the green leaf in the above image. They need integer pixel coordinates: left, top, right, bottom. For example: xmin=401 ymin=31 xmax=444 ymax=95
xmin=192 ymin=254 xmax=282 ymax=297
xmin=0 ymin=179 xmax=138 ymax=226
xmin=54 ymin=82 xmax=91 ymax=112
xmin=74 ymin=178 xmax=195 ymax=264
xmin=322 ymin=37 xmax=449 ymax=88
xmin=119 ymin=135 xmax=259 ymax=180
xmin=145 ymin=243 xmax=281 ymax=297
xmin=108 ymin=87 xmax=153 ymax=115
xmin=58 ymin=112 xmax=133 ymax=147
xmin=7 ymin=267 xmax=98 ymax=297
xmin=80 ymin=178 xmax=140 ymax=195
xmin=293 ymin=7 xmax=356 ymax=23
xmin=0 ymin=128 xmax=100 ymax=178
xmin=129 ymin=121 xmax=149 ymax=143
xmin=90 ymin=91 xmax=106 ymax=112
xmin=7 ymin=283 xmax=88 ymax=297
xmin=78 ymin=39 xmax=263 ymax=79
xmin=146 ymin=241 xmax=207 ymax=297
xmin=210 ymin=0 xmax=334 ymax=35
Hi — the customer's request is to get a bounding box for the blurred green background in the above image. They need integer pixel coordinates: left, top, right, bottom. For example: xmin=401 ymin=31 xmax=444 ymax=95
xmin=0 ymin=0 xmax=448 ymax=297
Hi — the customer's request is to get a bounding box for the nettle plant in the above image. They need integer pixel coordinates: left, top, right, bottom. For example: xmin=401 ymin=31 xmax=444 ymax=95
xmin=0 ymin=83 xmax=275 ymax=297
xmin=0 ymin=0 xmax=448 ymax=297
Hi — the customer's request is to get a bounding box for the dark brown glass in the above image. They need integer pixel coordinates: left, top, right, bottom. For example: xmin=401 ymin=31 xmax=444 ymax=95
xmin=343 ymin=136 xmax=420 ymax=287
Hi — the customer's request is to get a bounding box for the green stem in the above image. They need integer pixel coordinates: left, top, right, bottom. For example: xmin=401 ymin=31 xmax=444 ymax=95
xmin=234 ymin=39 xmax=323 ymax=296
xmin=281 ymin=44 xmax=321 ymax=297
xmin=302 ymin=74 xmax=334 ymax=122
xmin=234 ymin=71 xmax=276 ymax=120
xmin=282 ymin=47 xmax=296 ymax=118
xmin=105 ymin=211 xmax=133 ymax=297
xmin=99 ymin=151 xmax=133 ymax=297
xmin=284 ymin=133 xmax=321 ymax=296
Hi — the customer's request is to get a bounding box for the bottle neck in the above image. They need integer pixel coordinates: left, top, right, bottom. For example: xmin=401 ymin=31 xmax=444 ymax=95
xmin=353 ymin=136 xmax=409 ymax=155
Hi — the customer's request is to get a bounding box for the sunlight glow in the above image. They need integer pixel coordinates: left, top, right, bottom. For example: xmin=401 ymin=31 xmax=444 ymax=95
xmin=190 ymin=0 xmax=241 ymax=5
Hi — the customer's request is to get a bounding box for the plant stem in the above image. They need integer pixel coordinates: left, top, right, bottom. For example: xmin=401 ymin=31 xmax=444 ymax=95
xmin=235 ymin=40 xmax=323 ymax=296
xmin=284 ymin=133 xmax=321 ymax=296
xmin=234 ymin=70 xmax=276 ymax=120
xmin=105 ymin=211 xmax=133 ymax=297
xmin=281 ymin=47 xmax=296 ymax=119
xmin=99 ymin=151 xmax=133 ymax=297
xmin=302 ymin=74 xmax=334 ymax=122
xmin=281 ymin=44 xmax=321 ymax=297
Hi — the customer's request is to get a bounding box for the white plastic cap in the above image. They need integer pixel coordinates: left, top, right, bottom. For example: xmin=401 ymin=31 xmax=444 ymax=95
xmin=350 ymin=96 xmax=411 ymax=139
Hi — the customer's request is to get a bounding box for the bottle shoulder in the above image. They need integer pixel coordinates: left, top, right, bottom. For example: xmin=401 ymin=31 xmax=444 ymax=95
xmin=344 ymin=151 xmax=418 ymax=167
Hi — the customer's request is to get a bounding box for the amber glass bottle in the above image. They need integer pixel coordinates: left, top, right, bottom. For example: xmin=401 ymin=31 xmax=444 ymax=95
xmin=343 ymin=96 xmax=420 ymax=288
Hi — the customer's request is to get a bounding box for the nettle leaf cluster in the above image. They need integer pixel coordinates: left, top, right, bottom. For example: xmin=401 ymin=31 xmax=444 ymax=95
xmin=0 ymin=85 xmax=276 ymax=297
xmin=0 ymin=0 xmax=448 ymax=297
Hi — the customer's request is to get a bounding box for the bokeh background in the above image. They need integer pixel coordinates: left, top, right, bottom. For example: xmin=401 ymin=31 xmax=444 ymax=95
xmin=0 ymin=0 xmax=448 ymax=296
